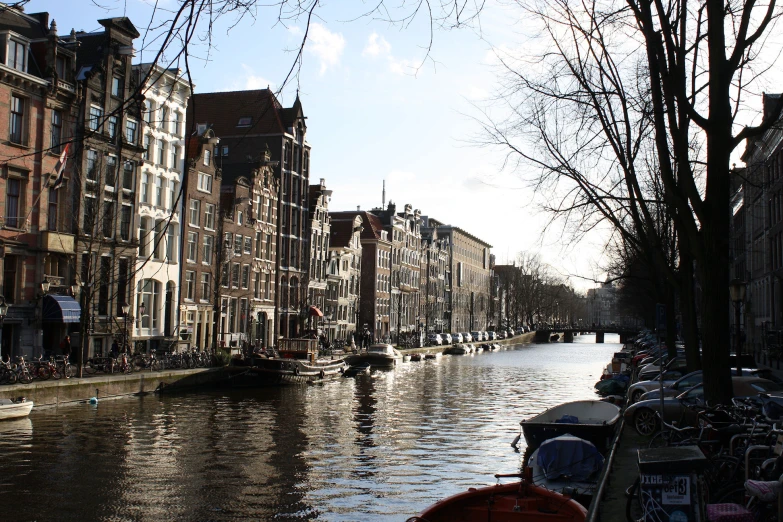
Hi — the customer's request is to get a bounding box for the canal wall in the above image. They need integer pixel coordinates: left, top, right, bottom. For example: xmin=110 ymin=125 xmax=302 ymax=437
xmin=398 ymin=331 xmax=537 ymax=355
xmin=0 ymin=367 xmax=232 ymax=408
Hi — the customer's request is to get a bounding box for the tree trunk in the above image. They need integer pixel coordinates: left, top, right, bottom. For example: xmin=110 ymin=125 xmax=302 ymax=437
xmin=679 ymin=244 xmax=701 ymax=371
xmin=665 ymin=282 xmax=677 ymax=359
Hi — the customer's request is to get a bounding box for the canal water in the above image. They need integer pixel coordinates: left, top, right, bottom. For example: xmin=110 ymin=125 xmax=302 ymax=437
xmin=0 ymin=335 xmax=620 ymax=521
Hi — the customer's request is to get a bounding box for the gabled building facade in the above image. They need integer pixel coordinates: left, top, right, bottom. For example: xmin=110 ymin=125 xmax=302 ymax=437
xmin=307 ymin=178 xmax=331 ymax=325
xmin=325 ymin=215 xmax=363 ymax=342
xmin=73 ymin=17 xmax=143 ymax=359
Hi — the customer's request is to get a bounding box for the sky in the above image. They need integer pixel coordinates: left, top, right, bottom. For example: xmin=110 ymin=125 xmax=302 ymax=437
xmin=25 ymin=0 xmax=650 ymax=291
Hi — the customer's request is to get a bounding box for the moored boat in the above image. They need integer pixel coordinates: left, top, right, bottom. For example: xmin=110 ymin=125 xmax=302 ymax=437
xmin=408 ymin=473 xmax=587 ymax=522
xmin=447 ymin=343 xmax=470 ymax=355
xmin=424 ymin=352 xmax=441 ymax=360
xmin=344 ymin=344 xmax=403 ymax=368
xmin=520 ymin=400 xmax=620 ymax=453
xmin=0 ymin=397 xmax=33 ymax=421
xmin=403 ymin=354 xmax=412 ymax=363
xmin=248 ymin=338 xmax=347 ymax=385
xmin=410 ymin=353 xmax=422 ymax=362
xmin=343 ymin=362 xmax=371 ymax=377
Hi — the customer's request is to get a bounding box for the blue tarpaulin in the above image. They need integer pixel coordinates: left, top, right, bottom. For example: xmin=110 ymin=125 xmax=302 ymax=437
xmin=536 ymin=434 xmax=605 ymax=481
xmin=42 ymin=295 xmax=81 ymax=323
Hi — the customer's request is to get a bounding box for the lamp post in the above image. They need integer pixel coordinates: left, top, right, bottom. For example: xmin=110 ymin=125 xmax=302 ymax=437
xmin=729 ymin=279 xmax=747 ymax=376
xmin=0 ymin=296 xmax=8 ymax=357
xmin=121 ymin=302 xmax=130 ymax=353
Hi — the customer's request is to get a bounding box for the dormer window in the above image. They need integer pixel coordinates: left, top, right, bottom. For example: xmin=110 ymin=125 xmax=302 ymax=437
xmin=7 ymin=38 xmax=26 ymax=72
xmin=237 ymin=117 xmax=252 ymax=127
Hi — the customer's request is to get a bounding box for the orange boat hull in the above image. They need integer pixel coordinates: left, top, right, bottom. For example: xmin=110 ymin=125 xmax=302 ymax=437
xmin=412 ymin=481 xmax=587 ymax=522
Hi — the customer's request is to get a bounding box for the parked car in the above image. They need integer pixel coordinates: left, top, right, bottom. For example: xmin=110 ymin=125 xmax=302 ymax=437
xmin=440 ymin=333 xmax=452 ymax=344
xmin=627 ymin=369 xmax=701 ymax=403
xmin=487 ymin=331 xmax=498 ymax=340
xmin=637 ymin=356 xmax=688 ymax=381
xmin=451 ymin=333 xmax=463 ymax=343
xmin=462 ymin=332 xmax=473 ymax=343
xmin=639 ymin=368 xmax=781 ymax=402
xmin=497 ymin=331 xmax=507 ymax=340
xmin=471 ymin=331 xmax=483 ymax=342
xmin=515 ymin=327 xmax=525 ymax=335
xmin=427 ymin=334 xmax=443 ymax=346
xmin=625 ymin=376 xmax=783 ymax=435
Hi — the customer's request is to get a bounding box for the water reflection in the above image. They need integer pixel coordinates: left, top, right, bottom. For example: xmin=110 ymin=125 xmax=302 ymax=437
xmin=0 ymin=336 xmax=620 ymax=521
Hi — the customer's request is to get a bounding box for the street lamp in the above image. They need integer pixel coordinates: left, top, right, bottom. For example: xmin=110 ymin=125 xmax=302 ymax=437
xmin=729 ymin=279 xmax=747 ymax=376
xmin=0 ymin=296 xmax=8 ymax=356
xmin=41 ymin=280 xmax=51 ymax=294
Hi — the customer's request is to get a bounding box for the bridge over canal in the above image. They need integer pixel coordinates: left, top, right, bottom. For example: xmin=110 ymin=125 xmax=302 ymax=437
xmin=534 ymin=327 xmax=640 ymax=344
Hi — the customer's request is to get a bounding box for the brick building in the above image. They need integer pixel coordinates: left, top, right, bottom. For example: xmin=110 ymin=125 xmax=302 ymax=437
xmin=190 ymin=90 xmax=311 ymax=341
xmin=307 ymin=178 xmax=331 ymax=328
xmin=420 ymin=224 xmax=451 ymax=334
xmin=0 ymin=7 xmax=81 ymax=357
xmin=325 ymin=215 xmax=363 ymax=342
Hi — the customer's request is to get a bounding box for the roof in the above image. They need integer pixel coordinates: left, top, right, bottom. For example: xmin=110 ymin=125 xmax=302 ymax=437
xmin=190 ymin=89 xmax=296 ymax=138
xmin=329 ymin=218 xmax=360 ymax=249
xmin=0 ymin=7 xmax=49 ymax=40
xmin=330 ymin=210 xmax=387 ymax=242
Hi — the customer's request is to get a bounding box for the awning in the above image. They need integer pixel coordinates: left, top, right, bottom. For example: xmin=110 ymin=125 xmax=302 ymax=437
xmin=42 ymin=295 xmax=81 ymax=323
xmin=309 ymin=305 xmax=324 ymax=317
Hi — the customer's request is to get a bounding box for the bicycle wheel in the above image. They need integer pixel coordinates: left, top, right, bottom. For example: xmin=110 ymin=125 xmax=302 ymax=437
xmin=51 ymin=368 xmax=62 ymax=380
xmin=713 ymin=483 xmax=747 ymax=505
xmin=84 ymin=361 xmax=97 ymax=375
xmin=19 ymin=370 xmax=33 ymax=384
xmin=36 ymin=366 xmax=51 ymax=380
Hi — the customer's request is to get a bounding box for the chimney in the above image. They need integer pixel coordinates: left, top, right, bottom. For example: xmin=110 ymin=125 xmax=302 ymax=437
xmin=357 ymin=205 xmax=361 ymax=211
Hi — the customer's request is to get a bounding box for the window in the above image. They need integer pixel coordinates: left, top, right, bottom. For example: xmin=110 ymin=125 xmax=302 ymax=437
xmin=123 ymin=161 xmax=134 ymax=190
xmin=254 ymin=272 xmax=260 ymax=298
xmin=153 ymin=220 xmax=164 ymax=259
xmin=201 ymin=273 xmax=210 ymax=301
xmin=120 ymin=205 xmax=132 ymax=240
xmin=184 ymin=271 xmax=195 ymax=300
xmin=204 ymin=203 xmax=215 ymax=229
xmin=83 ymin=196 xmax=96 ymax=235
xmin=105 ymin=155 xmax=116 ymax=188
xmin=8 ymin=39 xmax=26 ymax=72
xmin=86 ymin=150 xmax=98 ymax=181
xmin=125 ymin=120 xmax=137 ymax=144
xmin=108 ymin=116 xmax=118 ymax=139
xmin=255 ymin=232 xmax=262 ymax=258
xmin=187 ymin=231 xmax=198 ymax=262
xmin=266 ymin=233 xmax=272 ymax=260
xmin=168 ymin=180 xmax=177 ymax=209
xmin=111 ymin=76 xmax=123 ymax=97
xmin=9 ymin=95 xmax=24 ymax=144
xmin=102 ymin=200 xmax=114 ymax=238
xmin=143 ymin=135 xmax=151 ymax=161
xmin=237 ymin=210 xmax=243 ymax=225
xmin=234 ymin=234 xmax=242 ymax=256
xmin=197 ymin=172 xmax=212 ymax=193
xmin=117 ymin=258 xmax=129 ymax=316
xmin=204 ymin=149 xmax=211 ymax=166
xmin=51 ymin=110 xmax=62 ymax=153
xmin=237 ymin=117 xmax=252 ymax=127
xmin=203 ymin=235 xmax=214 ymax=264
xmin=231 ymin=263 xmax=240 ymax=288
xmin=283 ymin=142 xmax=290 ymax=170
xmin=224 ymin=232 xmax=232 ymax=251
xmin=141 ymin=172 xmax=149 ymax=203
xmin=175 ymin=112 xmax=183 ymax=136
xmin=265 ymin=272 xmax=271 ymax=299
xmin=143 ymin=102 xmax=152 ymax=124
xmin=3 ymin=256 xmax=16 ymax=303
xmin=98 ymin=257 xmax=110 ymax=315
xmin=189 ymin=199 xmax=200 ymax=226
xmin=138 ymin=279 xmax=162 ymax=328
xmin=221 ymin=264 xmax=229 ymax=287
xmin=303 ymin=151 xmax=309 ymax=177
xmin=157 ymin=140 xmax=166 ymax=168
xmin=159 ymin=106 xmax=168 ymax=131
xmin=166 ymin=225 xmax=176 ymax=261
xmin=221 ymin=145 xmax=229 ymax=157
xmin=89 ymin=105 xmax=102 ymax=132
xmin=244 ymin=236 xmax=252 ymax=254
xmin=155 ymin=176 xmax=163 ymax=206
xmin=170 ymin=145 xmax=179 ymax=171
xmin=5 ymin=178 xmax=22 ymax=228
xmin=242 ymin=265 xmax=250 ymax=289
xmin=48 ymin=187 xmax=58 ymax=231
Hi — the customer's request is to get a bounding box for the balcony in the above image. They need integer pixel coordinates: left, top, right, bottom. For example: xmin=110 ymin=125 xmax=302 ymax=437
xmin=41 ymin=231 xmax=75 ymax=253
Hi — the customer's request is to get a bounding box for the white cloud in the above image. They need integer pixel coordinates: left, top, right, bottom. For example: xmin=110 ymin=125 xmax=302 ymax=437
xmin=305 ymin=23 xmax=346 ymax=75
xmin=240 ymin=64 xmax=274 ymax=90
xmin=362 ymin=33 xmax=391 ymax=57
xmin=388 ymin=57 xmax=419 ymax=76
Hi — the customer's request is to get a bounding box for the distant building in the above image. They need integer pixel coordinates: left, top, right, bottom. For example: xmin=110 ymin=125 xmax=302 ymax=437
xmin=307 ymin=179 xmax=331 ymax=329
xmin=420 ymin=225 xmax=451 ymax=333
xmin=326 ymin=215 xmax=363 ymax=342
xmin=586 ymin=282 xmax=618 ymax=326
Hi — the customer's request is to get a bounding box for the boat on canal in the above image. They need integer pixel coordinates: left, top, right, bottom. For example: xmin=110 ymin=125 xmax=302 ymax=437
xmin=447 ymin=343 xmax=470 ymax=355
xmin=518 ymin=400 xmax=621 ymax=453
xmin=408 ymin=472 xmax=587 ymax=522
xmin=0 ymin=397 xmax=33 ymax=421
xmin=343 ymin=362 xmax=371 ymax=377
xmin=344 ymin=344 xmax=403 ymax=368
xmin=248 ymin=339 xmax=347 ymax=385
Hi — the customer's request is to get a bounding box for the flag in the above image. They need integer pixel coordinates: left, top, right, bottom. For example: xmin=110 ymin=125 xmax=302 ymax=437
xmin=52 ymin=143 xmax=69 ymax=190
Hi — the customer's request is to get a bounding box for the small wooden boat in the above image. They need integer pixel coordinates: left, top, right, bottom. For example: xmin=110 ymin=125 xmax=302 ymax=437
xmin=424 ymin=352 xmax=441 ymax=360
xmin=519 ymin=400 xmax=620 ymax=453
xmin=410 ymin=353 xmax=422 ymax=362
xmin=247 ymin=338 xmax=347 ymax=385
xmin=343 ymin=362 xmax=371 ymax=377
xmin=448 ymin=344 xmax=470 ymax=355
xmin=409 ymin=473 xmax=587 ymax=522
xmin=403 ymin=354 xmax=412 ymax=363
xmin=0 ymin=397 xmax=33 ymax=421
xmin=474 ymin=345 xmax=484 ymax=353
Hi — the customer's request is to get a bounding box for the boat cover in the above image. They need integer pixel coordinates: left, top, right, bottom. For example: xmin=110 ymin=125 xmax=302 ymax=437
xmin=555 ymin=415 xmax=579 ymax=424
xmin=536 ymin=435 xmax=605 ymax=481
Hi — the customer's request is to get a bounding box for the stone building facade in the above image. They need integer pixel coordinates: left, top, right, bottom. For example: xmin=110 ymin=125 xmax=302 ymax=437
xmin=307 ymin=178 xmax=331 ymax=329
xmin=132 ymin=63 xmax=190 ymax=352
xmin=325 ymin=215 xmax=363 ymax=343
xmin=419 ymin=223 xmax=451 ymax=334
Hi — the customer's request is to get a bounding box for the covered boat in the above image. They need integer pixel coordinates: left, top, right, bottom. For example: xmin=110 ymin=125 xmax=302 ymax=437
xmin=344 ymin=344 xmax=402 ymax=368
xmin=249 ymin=339 xmax=347 ymax=385
xmin=447 ymin=344 xmax=470 ymax=355
xmin=408 ymin=474 xmax=587 ymax=522
xmin=527 ymin=435 xmax=605 ymax=507
xmin=520 ymin=400 xmax=620 ymax=452
xmin=0 ymin=397 xmax=33 ymax=421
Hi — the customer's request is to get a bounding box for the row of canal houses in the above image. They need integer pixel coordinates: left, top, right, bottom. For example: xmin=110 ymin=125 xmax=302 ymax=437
xmin=0 ymin=5 xmax=494 ymax=359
